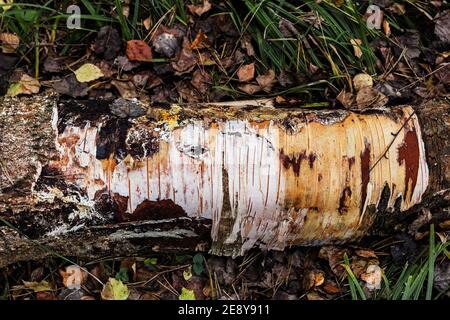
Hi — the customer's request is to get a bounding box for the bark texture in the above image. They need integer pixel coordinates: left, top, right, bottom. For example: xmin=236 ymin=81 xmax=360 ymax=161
xmin=0 ymin=93 xmax=448 ymax=267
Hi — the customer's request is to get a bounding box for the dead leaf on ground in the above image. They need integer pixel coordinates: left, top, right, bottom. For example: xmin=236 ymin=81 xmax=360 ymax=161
xmin=318 ymin=246 xmax=349 ymax=277
xmin=52 ymin=75 xmax=89 ymax=97
xmin=126 ymin=40 xmax=152 ymax=62
xmin=191 ymin=69 xmax=212 ymax=94
xmin=256 ymin=69 xmax=277 ymax=93
xmin=355 ymin=87 xmax=388 ymax=109
xmin=237 ymin=63 xmax=255 ymax=82
xmin=36 ymin=292 xmax=57 ymax=300
xmin=350 ymin=38 xmax=363 ymax=58
xmin=0 ymin=32 xmax=20 ymax=53
xmin=322 ymin=282 xmax=341 ymax=294
xmin=355 ymin=249 xmax=378 ymax=259
xmin=360 ymin=264 xmax=382 ymax=291
xmin=187 ymin=0 xmax=212 ymax=16
xmin=439 ymin=219 xmax=450 ymax=229
xmin=434 ymin=10 xmax=450 ymax=43
xmin=191 ymin=31 xmax=209 ymax=50
xmin=172 ymin=37 xmax=197 ymax=75
xmin=60 ymin=265 xmax=87 ymax=290
xmin=94 ymin=26 xmax=122 ymax=60
xmin=74 ymin=63 xmax=104 ymax=83
xmin=383 ymin=19 xmax=391 ymax=37
xmin=115 ymin=55 xmax=140 ymax=72
xmin=22 ymin=280 xmax=53 ymax=293
xmin=337 ymin=90 xmax=354 ymax=108
xmin=101 ymin=278 xmax=129 ymax=300
xmin=241 ymin=34 xmax=255 ymax=56
xmin=238 ymin=83 xmax=261 ymax=95
xmin=176 ymin=80 xmax=201 ymax=102
xmin=143 ymin=16 xmax=152 ymax=30
xmin=6 ymin=73 xmax=40 ymax=96
xmin=111 ymin=79 xmax=138 ymax=98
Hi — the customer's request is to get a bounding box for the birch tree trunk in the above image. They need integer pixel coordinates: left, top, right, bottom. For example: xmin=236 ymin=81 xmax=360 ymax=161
xmin=0 ymin=93 xmax=448 ymax=267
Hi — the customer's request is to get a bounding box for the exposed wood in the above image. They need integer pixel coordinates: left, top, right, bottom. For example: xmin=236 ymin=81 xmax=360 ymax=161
xmin=0 ymin=93 xmax=448 ymax=267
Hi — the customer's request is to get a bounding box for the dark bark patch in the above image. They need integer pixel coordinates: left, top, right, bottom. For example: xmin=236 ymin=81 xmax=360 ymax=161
xmin=360 ymin=140 xmax=371 ymax=215
xmin=279 ymin=149 xmax=307 ymax=176
xmin=338 ymin=186 xmax=352 ymax=214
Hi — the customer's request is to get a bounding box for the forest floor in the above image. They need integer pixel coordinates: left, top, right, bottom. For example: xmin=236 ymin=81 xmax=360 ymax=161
xmin=0 ymin=0 xmax=449 ymax=300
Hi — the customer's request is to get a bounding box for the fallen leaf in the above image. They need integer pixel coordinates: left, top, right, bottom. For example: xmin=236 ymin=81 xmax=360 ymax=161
xmin=101 ymin=278 xmax=129 ymax=300
xmin=191 ymin=69 xmax=212 ymax=94
xmin=0 ymin=32 xmax=20 ymax=53
xmin=322 ymin=282 xmax=341 ymax=294
xmin=115 ymin=55 xmax=140 ymax=72
xmin=350 ymin=38 xmax=363 ymax=59
xmin=187 ymin=0 xmax=212 ymax=16
xmin=176 ymin=80 xmax=201 ymax=102
xmin=126 ymin=40 xmax=152 ymax=62
xmin=178 ymin=287 xmax=196 ymax=300
xmin=190 ymin=30 xmax=208 ymax=50
xmin=23 ymin=280 xmax=53 ymax=293
xmin=241 ymin=34 xmax=255 ymax=56
xmin=353 ymin=73 xmax=373 ymax=92
xmin=0 ymin=0 xmax=13 ymax=12
xmin=238 ymin=83 xmax=261 ymax=95
xmin=111 ymin=80 xmax=137 ymax=99
xmin=183 ymin=267 xmax=193 ymax=281
xmin=172 ymin=37 xmax=196 ymax=75
xmin=439 ymin=220 xmax=450 ymax=229
xmin=355 ymin=249 xmax=378 ymax=259
xmin=337 ymin=90 xmax=354 ymax=108
xmin=74 ymin=63 xmax=104 ymax=83
xmin=256 ymin=69 xmax=277 ymax=93
xmin=94 ymin=26 xmax=122 ymax=61
xmin=383 ymin=19 xmax=391 ymax=37
xmin=360 ymin=264 xmax=382 ymax=291
xmin=52 ymin=75 xmax=89 ymax=97
xmin=6 ymin=73 xmax=40 ymax=96
xmin=143 ymin=16 xmax=152 ymax=30
xmin=36 ymin=292 xmax=57 ymax=300
xmin=60 ymin=265 xmax=87 ymax=290
xmin=306 ymin=291 xmax=325 ymax=300
xmin=355 ymin=87 xmax=388 ymax=109
xmin=237 ymin=63 xmax=255 ymax=82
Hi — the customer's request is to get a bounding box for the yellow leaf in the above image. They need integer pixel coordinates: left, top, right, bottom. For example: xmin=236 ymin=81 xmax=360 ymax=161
xmin=0 ymin=0 xmax=13 ymax=12
xmin=74 ymin=63 xmax=104 ymax=83
xmin=101 ymin=278 xmax=129 ymax=300
xmin=183 ymin=267 xmax=192 ymax=281
xmin=178 ymin=287 xmax=196 ymax=300
xmin=23 ymin=280 xmax=53 ymax=293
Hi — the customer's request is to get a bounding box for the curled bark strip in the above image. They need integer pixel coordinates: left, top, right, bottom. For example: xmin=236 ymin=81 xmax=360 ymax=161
xmin=0 ymin=94 xmax=448 ymax=265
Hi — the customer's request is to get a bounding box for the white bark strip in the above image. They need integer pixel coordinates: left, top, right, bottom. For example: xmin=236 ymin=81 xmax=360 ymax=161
xmin=51 ymin=105 xmax=428 ymax=254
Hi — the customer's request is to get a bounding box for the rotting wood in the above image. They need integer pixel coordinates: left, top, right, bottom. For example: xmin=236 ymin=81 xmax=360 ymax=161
xmin=0 ymin=93 xmax=448 ymax=266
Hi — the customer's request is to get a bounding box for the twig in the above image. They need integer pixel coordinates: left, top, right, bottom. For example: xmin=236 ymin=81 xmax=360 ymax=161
xmin=369 ymin=110 xmax=416 ymax=173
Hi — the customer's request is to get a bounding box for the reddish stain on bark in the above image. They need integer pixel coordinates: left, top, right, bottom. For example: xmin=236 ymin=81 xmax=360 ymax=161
xmin=308 ymin=153 xmax=317 ymax=168
xmin=360 ymin=140 xmax=371 ymax=214
xmin=397 ymin=130 xmax=420 ymax=202
xmin=338 ymin=186 xmax=352 ymax=214
xmin=279 ymin=149 xmax=307 ymax=176
xmin=348 ymin=156 xmax=355 ymax=170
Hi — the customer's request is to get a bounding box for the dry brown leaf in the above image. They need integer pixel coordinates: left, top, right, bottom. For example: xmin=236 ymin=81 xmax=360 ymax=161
xmin=60 ymin=265 xmax=87 ymax=290
xmin=187 ymin=0 xmax=212 ymax=16
xmin=238 ymin=83 xmax=261 ymax=95
xmin=355 ymin=249 xmax=378 ymax=259
xmin=126 ymin=40 xmax=152 ymax=62
xmin=337 ymin=90 xmax=354 ymax=108
xmin=172 ymin=37 xmax=197 ymax=75
xmin=0 ymin=32 xmax=20 ymax=53
xmin=256 ymin=69 xmax=277 ymax=93
xmin=350 ymin=38 xmax=363 ymax=59
xmin=143 ymin=17 xmax=152 ymax=30
xmin=191 ymin=69 xmax=212 ymax=94
xmin=111 ymin=79 xmax=138 ymax=98
xmin=237 ymin=63 xmax=255 ymax=82
xmin=323 ymin=282 xmax=341 ymax=294
xmin=356 ymin=87 xmax=388 ymax=109
xmin=439 ymin=220 xmax=450 ymax=229
xmin=383 ymin=19 xmax=391 ymax=37
xmin=190 ymin=31 xmax=208 ymax=50
xmin=6 ymin=73 xmax=40 ymax=96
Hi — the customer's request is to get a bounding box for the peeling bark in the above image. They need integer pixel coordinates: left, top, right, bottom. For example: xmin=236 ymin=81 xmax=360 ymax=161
xmin=0 ymin=93 xmax=448 ymax=267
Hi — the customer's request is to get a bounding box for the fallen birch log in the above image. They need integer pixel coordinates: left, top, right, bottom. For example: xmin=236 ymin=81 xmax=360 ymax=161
xmin=0 ymin=93 xmax=448 ymax=267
